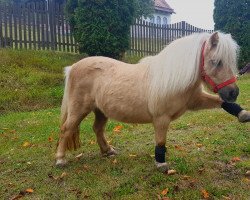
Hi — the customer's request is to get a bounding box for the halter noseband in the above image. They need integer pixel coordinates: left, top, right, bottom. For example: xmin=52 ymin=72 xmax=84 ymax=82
xmin=200 ymin=42 xmax=237 ymax=93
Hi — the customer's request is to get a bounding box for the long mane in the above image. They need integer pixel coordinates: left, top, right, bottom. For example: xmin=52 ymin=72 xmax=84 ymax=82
xmin=139 ymin=32 xmax=239 ymax=111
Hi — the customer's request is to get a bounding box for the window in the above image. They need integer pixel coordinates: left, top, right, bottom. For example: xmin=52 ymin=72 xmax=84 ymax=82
xmin=163 ymin=17 xmax=168 ymax=25
xmin=150 ymin=16 xmax=155 ymax=24
xmin=157 ymin=16 xmax=161 ymax=25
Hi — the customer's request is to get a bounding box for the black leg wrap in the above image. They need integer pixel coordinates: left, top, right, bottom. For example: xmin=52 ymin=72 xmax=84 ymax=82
xmin=221 ymin=102 xmax=243 ymax=117
xmin=155 ymin=145 xmax=166 ymax=163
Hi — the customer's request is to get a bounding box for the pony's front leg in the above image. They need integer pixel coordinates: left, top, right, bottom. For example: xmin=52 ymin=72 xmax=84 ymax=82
xmin=153 ymin=115 xmax=171 ymax=173
xmin=188 ymin=92 xmax=223 ymax=111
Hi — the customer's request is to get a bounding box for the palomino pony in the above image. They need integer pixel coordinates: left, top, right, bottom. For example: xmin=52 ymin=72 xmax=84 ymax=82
xmin=56 ymin=32 xmax=239 ymax=172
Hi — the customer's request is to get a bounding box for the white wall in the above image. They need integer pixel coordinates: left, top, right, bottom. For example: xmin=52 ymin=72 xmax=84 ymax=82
xmin=144 ymin=12 xmax=172 ymax=25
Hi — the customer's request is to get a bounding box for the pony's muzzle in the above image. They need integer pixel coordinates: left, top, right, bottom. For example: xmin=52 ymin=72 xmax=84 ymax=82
xmin=218 ymin=85 xmax=239 ymax=103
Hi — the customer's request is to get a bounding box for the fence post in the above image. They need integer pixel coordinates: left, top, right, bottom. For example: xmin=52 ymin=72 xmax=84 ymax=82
xmin=181 ymin=21 xmax=186 ymax=37
xmin=48 ymin=0 xmax=56 ymax=50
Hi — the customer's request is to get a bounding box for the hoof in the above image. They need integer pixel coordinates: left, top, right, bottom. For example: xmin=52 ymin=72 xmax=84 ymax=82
xmin=102 ymin=147 xmax=117 ymax=157
xmin=238 ymin=110 xmax=250 ymax=123
xmin=55 ymin=158 xmax=67 ymax=167
xmin=155 ymin=162 xmax=168 ymax=173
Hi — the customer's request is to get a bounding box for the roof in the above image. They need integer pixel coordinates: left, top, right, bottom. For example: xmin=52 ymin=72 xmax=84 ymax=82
xmin=154 ymin=0 xmax=175 ymax=14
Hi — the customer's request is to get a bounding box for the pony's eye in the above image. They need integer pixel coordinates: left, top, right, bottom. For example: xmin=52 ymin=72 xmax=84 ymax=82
xmin=211 ymin=60 xmax=222 ymax=67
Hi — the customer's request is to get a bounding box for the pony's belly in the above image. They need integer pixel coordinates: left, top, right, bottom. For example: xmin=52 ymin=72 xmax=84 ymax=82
xmin=97 ymin=100 xmax=152 ymax=123
xmin=105 ymin=110 xmax=152 ymax=124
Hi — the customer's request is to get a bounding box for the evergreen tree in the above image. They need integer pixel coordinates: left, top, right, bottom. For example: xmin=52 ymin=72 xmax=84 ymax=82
xmin=65 ymin=0 xmax=154 ymax=59
xmin=214 ymin=0 xmax=250 ymax=68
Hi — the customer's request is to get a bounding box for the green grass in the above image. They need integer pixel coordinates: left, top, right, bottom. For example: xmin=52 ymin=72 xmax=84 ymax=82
xmin=0 ymin=49 xmax=84 ymax=114
xmin=0 ymin=77 xmax=249 ymax=199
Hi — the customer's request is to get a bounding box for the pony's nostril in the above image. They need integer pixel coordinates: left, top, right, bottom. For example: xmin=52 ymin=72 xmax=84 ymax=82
xmin=229 ymin=89 xmax=238 ymax=98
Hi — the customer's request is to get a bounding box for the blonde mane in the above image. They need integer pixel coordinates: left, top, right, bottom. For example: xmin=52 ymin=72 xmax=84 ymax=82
xmin=139 ymin=32 xmax=239 ymax=108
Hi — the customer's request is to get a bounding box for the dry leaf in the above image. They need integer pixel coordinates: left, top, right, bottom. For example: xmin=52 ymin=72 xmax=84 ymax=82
xmin=22 ymin=141 xmax=31 ymax=147
xmin=183 ymin=175 xmax=191 ymax=180
xmin=167 ymin=169 xmax=177 ymax=175
xmin=25 ymin=188 xmax=34 ymax=193
xmin=242 ymin=178 xmax=250 ymax=183
xmin=48 ymin=137 xmax=53 ymax=142
xmin=112 ymin=159 xmax=117 ymax=164
xmin=231 ymin=157 xmax=241 ymax=162
xmin=60 ymin=172 xmax=67 ymax=179
xmin=107 ymin=140 xmax=112 ymax=144
xmin=161 ymin=188 xmax=169 ymax=196
xmin=201 ymin=189 xmax=209 ymax=199
xmin=174 ymin=145 xmax=184 ymax=151
xmin=75 ymin=153 xmax=83 ymax=160
xmin=196 ymin=143 xmax=203 ymax=148
xmin=113 ymin=125 xmax=123 ymax=132
xmin=89 ymin=140 xmax=96 ymax=145
xmin=129 ymin=154 xmax=137 ymax=157
xmin=245 ymin=170 xmax=250 ymax=177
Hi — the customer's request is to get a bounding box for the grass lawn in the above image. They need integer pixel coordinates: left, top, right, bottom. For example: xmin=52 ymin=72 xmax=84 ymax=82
xmin=0 ymin=49 xmax=249 ymax=199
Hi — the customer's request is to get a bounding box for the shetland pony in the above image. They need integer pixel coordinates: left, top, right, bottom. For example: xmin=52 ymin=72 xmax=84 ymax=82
xmin=56 ymin=32 xmax=239 ymax=172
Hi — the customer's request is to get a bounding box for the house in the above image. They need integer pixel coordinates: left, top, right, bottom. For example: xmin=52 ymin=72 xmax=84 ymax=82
xmin=144 ymin=0 xmax=175 ymax=25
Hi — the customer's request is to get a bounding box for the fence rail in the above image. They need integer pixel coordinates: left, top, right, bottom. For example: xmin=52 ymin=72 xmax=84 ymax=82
xmin=129 ymin=20 xmax=213 ymax=56
xmin=0 ymin=1 xmax=77 ymax=52
xmin=0 ymin=2 xmax=213 ymax=56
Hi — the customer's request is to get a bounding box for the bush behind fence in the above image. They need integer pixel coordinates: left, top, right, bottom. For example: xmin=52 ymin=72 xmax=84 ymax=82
xmin=0 ymin=2 xmax=213 ymax=56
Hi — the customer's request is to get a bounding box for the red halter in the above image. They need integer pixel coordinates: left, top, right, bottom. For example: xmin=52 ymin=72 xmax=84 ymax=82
xmin=200 ymin=42 xmax=237 ymax=93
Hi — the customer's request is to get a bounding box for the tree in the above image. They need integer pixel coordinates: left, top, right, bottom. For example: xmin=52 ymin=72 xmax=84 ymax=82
xmin=65 ymin=0 xmax=154 ymax=59
xmin=214 ymin=0 xmax=250 ymax=69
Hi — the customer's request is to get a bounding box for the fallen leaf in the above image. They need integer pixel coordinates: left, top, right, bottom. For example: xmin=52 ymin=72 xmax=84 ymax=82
xmin=25 ymin=188 xmax=34 ymax=193
xmin=196 ymin=143 xmax=203 ymax=148
xmin=245 ymin=170 xmax=250 ymax=177
xmin=113 ymin=125 xmax=123 ymax=132
xmin=60 ymin=172 xmax=67 ymax=179
xmin=89 ymin=140 xmax=96 ymax=145
xmin=48 ymin=136 xmax=53 ymax=142
xmin=161 ymin=188 xmax=169 ymax=196
xmin=231 ymin=157 xmax=241 ymax=162
xmin=75 ymin=153 xmax=83 ymax=160
xmin=201 ymin=189 xmax=209 ymax=199
xmin=242 ymin=178 xmax=250 ymax=183
xmin=167 ymin=169 xmax=177 ymax=175
xmin=107 ymin=140 xmax=112 ymax=144
xmin=183 ymin=175 xmax=191 ymax=180
xmin=174 ymin=145 xmax=184 ymax=151
xmin=112 ymin=159 xmax=117 ymax=164
xmin=22 ymin=142 xmax=31 ymax=147
xmin=129 ymin=154 xmax=137 ymax=157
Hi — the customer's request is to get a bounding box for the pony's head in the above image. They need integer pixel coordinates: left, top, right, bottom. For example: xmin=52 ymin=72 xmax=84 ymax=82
xmin=201 ymin=32 xmax=239 ymax=102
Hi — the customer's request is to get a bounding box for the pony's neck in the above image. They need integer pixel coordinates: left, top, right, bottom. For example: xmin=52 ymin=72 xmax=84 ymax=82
xmin=148 ymin=33 xmax=209 ymax=98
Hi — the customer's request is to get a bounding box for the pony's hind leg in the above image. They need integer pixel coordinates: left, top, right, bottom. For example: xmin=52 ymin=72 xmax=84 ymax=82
xmin=56 ymin=104 xmax=91 ymax=166
xmin=93 ymin=109 xmax=117 ymax=156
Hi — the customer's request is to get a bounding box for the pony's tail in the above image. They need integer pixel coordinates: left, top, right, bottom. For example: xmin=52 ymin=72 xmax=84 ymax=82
xmin=60 ymin=66 xmax=71 ymax=126
xmin=59 ymin=66 xmax=81 ymax=151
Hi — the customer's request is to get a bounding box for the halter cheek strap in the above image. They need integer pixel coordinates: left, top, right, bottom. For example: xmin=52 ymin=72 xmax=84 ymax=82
xmin=200 ymin=42 xmax=237 ymax=93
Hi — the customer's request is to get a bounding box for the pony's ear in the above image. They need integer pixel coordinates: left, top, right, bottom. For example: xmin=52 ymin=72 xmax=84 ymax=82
xmin=209 ymin=32 xmax=219 ymax=48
